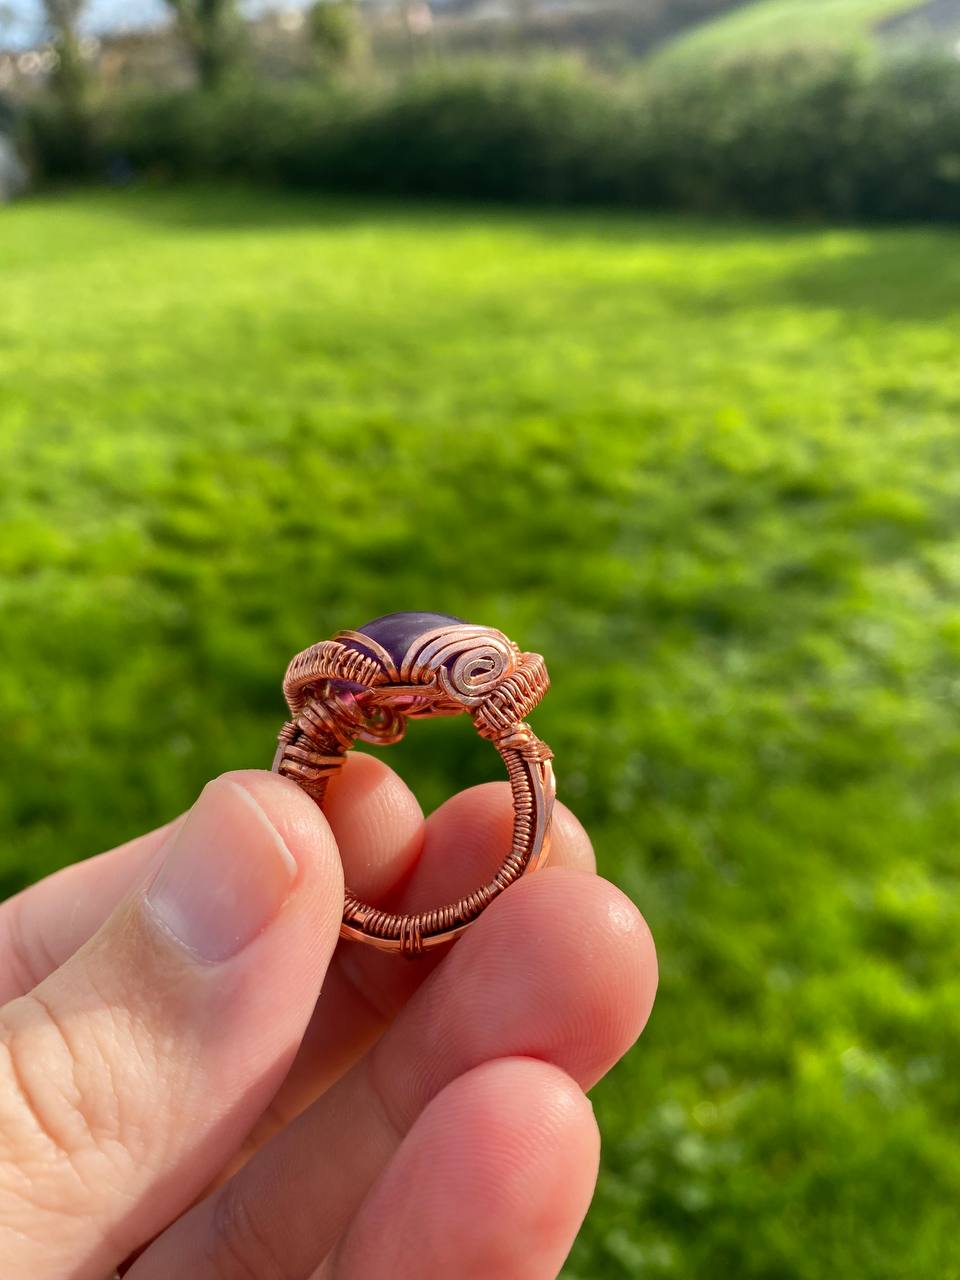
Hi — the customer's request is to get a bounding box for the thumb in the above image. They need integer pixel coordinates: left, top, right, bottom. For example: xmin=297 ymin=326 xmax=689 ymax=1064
xmin=0 ymin=770 xmax=344 ymax=1280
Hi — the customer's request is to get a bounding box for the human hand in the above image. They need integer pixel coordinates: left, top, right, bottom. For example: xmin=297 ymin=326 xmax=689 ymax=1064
xmin=0 ymin=757 xmax=657 ymax=1279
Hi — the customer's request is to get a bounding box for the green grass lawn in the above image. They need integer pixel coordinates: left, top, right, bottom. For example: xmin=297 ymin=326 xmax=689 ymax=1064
xmin=2 ymin=186 xmax=960 ymax=1277
xmin=658 ymin=0 xmax=922 ymax=61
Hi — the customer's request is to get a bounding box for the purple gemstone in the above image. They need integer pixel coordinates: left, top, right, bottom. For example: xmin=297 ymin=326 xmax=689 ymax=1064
xmin=351 ymin=611 xmax=467 ymax=670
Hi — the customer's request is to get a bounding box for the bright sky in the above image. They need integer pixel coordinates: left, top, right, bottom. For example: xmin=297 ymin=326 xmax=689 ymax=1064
xmin=1 ymin=0 xmax=310 ymax=48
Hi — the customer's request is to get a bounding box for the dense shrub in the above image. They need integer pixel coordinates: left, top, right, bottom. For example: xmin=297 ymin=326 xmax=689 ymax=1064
xmin=639 ymin=51 xmax=960 ymax=219
xmin=24 ymin=52 xmax=960 ymax=220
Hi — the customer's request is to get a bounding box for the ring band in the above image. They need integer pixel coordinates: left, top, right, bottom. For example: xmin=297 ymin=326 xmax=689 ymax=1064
xmin=272 ymin=612 xmax=555 ymax=956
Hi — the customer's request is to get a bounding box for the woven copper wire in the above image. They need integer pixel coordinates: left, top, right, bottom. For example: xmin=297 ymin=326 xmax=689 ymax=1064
xmin=273 ymin=622 xmax=555 ymax=955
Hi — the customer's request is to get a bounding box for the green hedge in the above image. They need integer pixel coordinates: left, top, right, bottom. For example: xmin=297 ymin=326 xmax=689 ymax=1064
xmin=25 ymin=52 xmax=960 ymax=220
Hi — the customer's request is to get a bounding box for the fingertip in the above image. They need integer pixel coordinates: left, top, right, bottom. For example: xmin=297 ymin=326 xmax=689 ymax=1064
xmin=599 ymin=874 xmax=657 ymax=1024
xmin=334 ymin=1057 xmax=601 ymax=1280
xmin=323 ymin=753 xmax=425 ymax=900
xmin=601 ymin=874 xmax=659 ymax=1033
xmin=399 ymin=783 xmax=595 ymax=913
xmin=550 ymin=801 xmax=596 ymax=873
xmin=464 ymin=1057 xmax=601 ymax=1186
xmin=447 ymin=868 xmax=659 ymax=1091
xmin=430 ymin=1057 xmax=601 ymax=1227
xmin=536 ymin=868 xmax=659 ymax=1047
xmin=485 ymin=1058 xmax=601 ymax=1247
xmin=218 ymin=769 xmax=344 ymax=900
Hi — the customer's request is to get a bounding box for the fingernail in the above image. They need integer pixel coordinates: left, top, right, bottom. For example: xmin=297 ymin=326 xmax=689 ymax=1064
xmin=145 ymin=778 xmax=298 ymax=962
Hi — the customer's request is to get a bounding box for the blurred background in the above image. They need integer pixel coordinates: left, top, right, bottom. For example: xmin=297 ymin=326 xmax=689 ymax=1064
xmin=2 ymin=1 xmax=960 ymax=1276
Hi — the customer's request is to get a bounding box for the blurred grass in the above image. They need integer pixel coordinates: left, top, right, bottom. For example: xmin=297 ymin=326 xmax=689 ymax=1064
xmin=2 ymin=186 xmax=960 ymax=1277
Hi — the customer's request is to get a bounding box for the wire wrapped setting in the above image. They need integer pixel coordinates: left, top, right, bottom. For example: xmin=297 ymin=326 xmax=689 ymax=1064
xmin=272 ymin=617 xmax=555 ymax=956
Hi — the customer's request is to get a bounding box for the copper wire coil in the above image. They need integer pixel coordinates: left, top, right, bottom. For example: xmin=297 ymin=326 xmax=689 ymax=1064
xmin=273 ymin=618 xmax=555 ymax=955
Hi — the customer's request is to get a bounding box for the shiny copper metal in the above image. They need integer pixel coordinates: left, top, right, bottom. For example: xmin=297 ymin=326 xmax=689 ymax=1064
xmin=272 ymin=617 xmax=555 ymax=956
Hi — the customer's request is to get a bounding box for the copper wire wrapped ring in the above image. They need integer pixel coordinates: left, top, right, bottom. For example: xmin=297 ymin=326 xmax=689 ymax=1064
xmin=272 ymin=613 xmax=555 ymax=957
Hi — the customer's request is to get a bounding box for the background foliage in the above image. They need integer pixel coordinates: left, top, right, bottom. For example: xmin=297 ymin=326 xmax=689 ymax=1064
xmin=2 ymin=186 xmax=960 ymax=1276
xmin=24 ymin=50 xmax=960 ymax=221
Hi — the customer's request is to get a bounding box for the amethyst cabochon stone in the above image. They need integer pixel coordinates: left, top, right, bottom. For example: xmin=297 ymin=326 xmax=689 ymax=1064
xmin=348 ymin=611 xmax=469 ymax=671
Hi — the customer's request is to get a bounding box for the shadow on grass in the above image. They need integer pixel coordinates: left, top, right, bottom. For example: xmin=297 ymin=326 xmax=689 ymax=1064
xmin=25 ymin=180 xmax=823 ymax=245
xmin=595 ymin=223 xmax=960 ymax=322
xmin=756 ymin=229 xmax=960 ymax=321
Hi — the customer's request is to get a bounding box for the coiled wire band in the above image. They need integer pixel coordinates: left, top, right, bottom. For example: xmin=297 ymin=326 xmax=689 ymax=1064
xmin=272 ymin=624 xmax=555 ymax=956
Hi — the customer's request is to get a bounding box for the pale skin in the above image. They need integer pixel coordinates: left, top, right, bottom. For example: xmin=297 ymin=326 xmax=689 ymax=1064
xmin=0 ymin=755 xmax=658 ymax=1279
